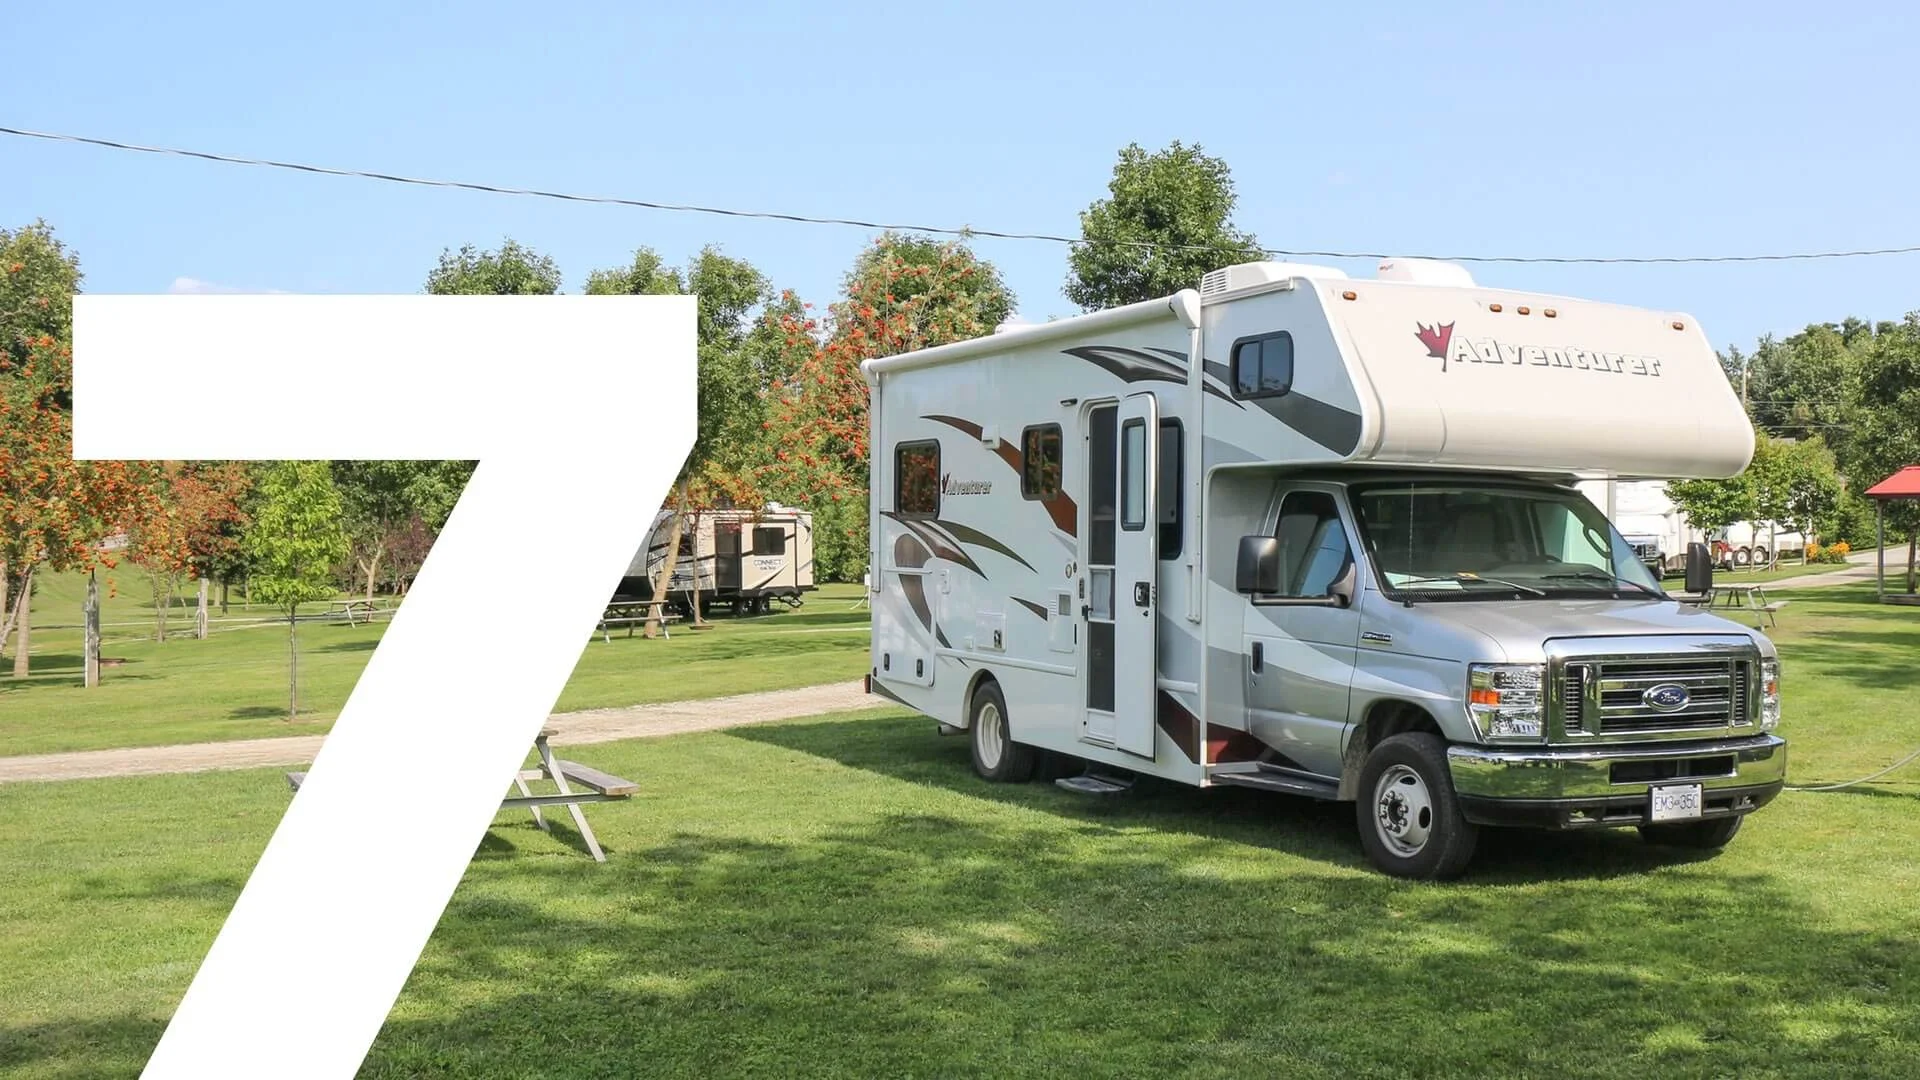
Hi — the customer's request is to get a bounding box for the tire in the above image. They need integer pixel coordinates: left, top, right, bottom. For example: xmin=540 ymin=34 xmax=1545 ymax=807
xmin=1752 ymin=547 xmax=1769 ymax=568
xmin=968 ymin=681 xmax=1035 ymax=783
xmin=1355 ymin=733 xmax=1479 ymax=880
xmin=1638 ymin=815 xmax=1742 ymax=849
xmin=1735 ymin=546 xmax=1752 ymax=567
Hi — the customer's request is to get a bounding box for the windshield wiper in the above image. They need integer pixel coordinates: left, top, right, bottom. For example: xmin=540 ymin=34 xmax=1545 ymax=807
xmin=1394 ymin=573 xmax=1547 ymax=598
xmin=1542 ymin=570 xmax=1664 ymax=598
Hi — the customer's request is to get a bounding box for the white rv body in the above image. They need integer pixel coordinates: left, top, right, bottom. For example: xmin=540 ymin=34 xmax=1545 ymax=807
xmin=862 ymin=258 xmax=1787 ymax=879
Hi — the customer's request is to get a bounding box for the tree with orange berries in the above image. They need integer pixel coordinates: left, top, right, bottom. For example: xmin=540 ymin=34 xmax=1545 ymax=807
xmin=758 ymin=232 xmax=1014 ymax=580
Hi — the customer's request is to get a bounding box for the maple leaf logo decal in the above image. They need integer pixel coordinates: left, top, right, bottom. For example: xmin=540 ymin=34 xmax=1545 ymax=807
xmin=1415 ymin=322 xmax=1455 ymax=371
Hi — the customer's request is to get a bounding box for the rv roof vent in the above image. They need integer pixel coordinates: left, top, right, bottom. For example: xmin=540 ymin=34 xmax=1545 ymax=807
xmin=1376 ymin=257 xmax=1476 ymax=287
xmin=1200 ymin=261 xmax=1348 ymax=297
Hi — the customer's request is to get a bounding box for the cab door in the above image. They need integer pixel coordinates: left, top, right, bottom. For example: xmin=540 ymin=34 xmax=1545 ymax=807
xmin=1242 ymin=487 xmax=1362 ymax=777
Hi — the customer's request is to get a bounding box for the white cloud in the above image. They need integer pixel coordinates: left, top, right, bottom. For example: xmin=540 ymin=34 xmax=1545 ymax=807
xmin=167 ymin=277 xmax=286 ymax=295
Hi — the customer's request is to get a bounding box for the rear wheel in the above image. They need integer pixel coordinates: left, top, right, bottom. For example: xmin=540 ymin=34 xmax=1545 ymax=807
xmin=1355 ymin=733 xmax=1479 ymax=880
xmin=968 ymin=681 xmax=1035 ymax=783
xmin=1639 ymin=815 xmax=1742 ymax=849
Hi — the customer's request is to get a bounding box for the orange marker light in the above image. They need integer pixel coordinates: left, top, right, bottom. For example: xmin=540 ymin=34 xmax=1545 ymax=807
xmin=1517 ymin=306 xmax=1531 ymax=315
xmin=1672 ymin=320 xmax=1685 ymax=330
xmin=1544 ymin=308 xmax=1557 ymax=318
xmin=1470 ymin=688 xmax=1502 ymax=707
xmin=1489 ymin=303 xmax=1503 ymax=312
xmin=1342 ymin=290 xmax=1357 ymax=301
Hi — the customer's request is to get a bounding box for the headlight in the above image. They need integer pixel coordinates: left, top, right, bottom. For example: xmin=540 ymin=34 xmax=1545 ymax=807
xmin=1760 ymin=659 xmax=1781 ymax=730
xmin=1467 ymin=664 xmax=1546 ymax=741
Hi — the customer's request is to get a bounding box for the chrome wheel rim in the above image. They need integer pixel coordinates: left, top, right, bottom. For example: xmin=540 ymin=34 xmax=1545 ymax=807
xmin=976 ymin=702 xmax=1004 ymax=769
xmin=1374 ymin=764 xmax=1434 ymax=857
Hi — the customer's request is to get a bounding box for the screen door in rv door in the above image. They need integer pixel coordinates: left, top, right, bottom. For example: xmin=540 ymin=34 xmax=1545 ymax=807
xmin=1082 ymin=393 xmax=1159 ymax=759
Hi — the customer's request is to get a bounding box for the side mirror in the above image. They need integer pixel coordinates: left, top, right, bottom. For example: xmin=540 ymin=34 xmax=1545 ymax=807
xmin=1328 ymin=561 xmax=1357 ymax=608
xmin=1685 ymin=541 xmax=1713 ymax=595
xmin=1236 ymin=535 xmax=1282 ymax=594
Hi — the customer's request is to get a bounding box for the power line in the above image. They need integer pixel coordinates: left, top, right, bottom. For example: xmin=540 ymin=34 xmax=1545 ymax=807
xmin=9 ymin=124 xmax=1920 ymax=267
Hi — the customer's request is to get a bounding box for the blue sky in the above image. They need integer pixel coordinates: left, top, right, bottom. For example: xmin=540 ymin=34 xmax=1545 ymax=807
xmin=3 ymin=1 xmax=1917 ymax=352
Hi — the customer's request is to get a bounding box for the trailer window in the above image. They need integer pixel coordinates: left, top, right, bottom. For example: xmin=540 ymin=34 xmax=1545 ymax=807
xmin=752 ymin=527 xmax=786 ymax=556
xmin=1232 ymin=332 xmax=1294 ymax=399
xmin=895 ymin=441 xmax=940 ymax=518
xmin=1159 ymin=419 xmax=1183 ymax=559
xmin=1120 ymin=419 xmax=1146 ymax=531
xmin=1021 ymin=424 xmax=1063 ymax=500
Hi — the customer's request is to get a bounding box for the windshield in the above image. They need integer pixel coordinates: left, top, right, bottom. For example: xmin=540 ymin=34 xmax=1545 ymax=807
xmin=1350 ymin=481 xmax=1667 ymax=601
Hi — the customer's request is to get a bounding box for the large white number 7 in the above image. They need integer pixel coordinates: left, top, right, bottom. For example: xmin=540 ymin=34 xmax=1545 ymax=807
xmin=72 ymin=294 xmax=695 ymax=1079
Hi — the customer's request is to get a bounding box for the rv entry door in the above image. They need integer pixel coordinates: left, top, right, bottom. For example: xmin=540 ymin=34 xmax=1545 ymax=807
xmin=1084 ymin=393 xmax=1159 ymax=759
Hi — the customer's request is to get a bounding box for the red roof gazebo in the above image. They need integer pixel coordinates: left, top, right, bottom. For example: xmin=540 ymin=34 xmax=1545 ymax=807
xmin=1864 ymin=466 xmax=1920 ymax=604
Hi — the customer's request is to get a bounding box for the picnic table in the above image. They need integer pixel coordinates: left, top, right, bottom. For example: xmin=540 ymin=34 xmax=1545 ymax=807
xmin=327 ymin=598 xmax=382 ymax=626
xmin=285 ymin=727 xmax=636 ymax=863
xmin=596 ymin=595 xmax=682 ymax=642
xmin=1702 ymin=582 xmax=1788 ymax=628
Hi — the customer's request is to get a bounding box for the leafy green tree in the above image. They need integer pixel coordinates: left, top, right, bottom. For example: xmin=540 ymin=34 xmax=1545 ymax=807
xmin=1665 ymin=472 xmax=1757 ymax=535
xmin=1747 ymin=433 xmax=1843 ymax=557
xmin=246 ymin=462 xmax=349 ymax=719
xmin=1843 ymin=314 xmax=1920 ymax=590
xmin=331 ymin=461 xmax=470 ymax=600
xmin=425 ymin=238 xmax=562 ymax=295
xmin=1065 ymin=141 xmax=1264 ymax=311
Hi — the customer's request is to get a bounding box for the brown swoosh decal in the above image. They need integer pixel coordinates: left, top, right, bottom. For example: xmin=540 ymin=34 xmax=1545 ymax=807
xmin=1013 ymin=597 xmax=1050 ymax=621
xmin=900 ymin=575 xmax=933 ymax=630
xmin=923 ymin=414 xmax=1078 ymax=537
xmin=1157 ymin=691 xmax=1272 ymax=764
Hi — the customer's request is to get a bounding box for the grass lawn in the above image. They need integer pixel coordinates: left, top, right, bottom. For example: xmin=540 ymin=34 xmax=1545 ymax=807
xmin=2 ymin=584 xmax=1918 ymax=1077
xmin=0 ymin=572 xmax=871 ymax=757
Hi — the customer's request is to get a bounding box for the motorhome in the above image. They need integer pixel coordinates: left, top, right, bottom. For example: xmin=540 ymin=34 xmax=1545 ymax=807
xmin=618 ymin=504 xmax=816 ymax=616
xmin=860 ymin=257 xmax=1787 ymax=880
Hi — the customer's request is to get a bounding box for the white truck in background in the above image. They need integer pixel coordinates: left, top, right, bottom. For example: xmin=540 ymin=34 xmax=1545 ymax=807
xmin=1580 ymin=480 xmax=1804 ymax=574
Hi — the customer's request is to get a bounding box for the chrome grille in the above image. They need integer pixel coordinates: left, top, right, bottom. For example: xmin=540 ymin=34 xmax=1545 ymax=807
xmin=1558 ymin=654 xmax=1752 ymax=739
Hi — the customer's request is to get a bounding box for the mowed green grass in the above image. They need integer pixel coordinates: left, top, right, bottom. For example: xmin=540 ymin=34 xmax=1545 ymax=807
xmin=0 ymin=572 xmax=871 ymax=757
xmin=2 ymin=585 xmax=1917 ymax=1077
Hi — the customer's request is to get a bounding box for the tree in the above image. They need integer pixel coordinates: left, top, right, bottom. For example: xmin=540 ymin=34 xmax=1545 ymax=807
xmin=332 ymin=461 xmax=470 ymax=601
xmin=1 ymin=303 xmax=155 ymax=675
xmin=1064 ymin=141 xmax=1265 ymax=311
xmin=424 ymin=238 xmax=562 ymax=295
xmin=1745 ymin=433 xmax=1843 ymax=560
xmin=1844 ymin=314 xmax=1920 ymax=590
xmin=124 ymin=462 xmax=251 ymax=641
xmin=758 ymin=234 xmax=1012 ymax=580
xmin=2 ymin=221 xmax=83 ymax=394
xmin=245 ymin=461 xmax=348 ymax=719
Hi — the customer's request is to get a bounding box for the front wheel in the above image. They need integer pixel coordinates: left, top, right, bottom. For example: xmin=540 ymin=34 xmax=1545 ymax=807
xmin=968 ymin=681 xmax=1035 ymax=783
xmin=1355 ymin=733 xmax=1479 ymax=880
xmin=1639 ymin=815 xmax=1742 ymax=849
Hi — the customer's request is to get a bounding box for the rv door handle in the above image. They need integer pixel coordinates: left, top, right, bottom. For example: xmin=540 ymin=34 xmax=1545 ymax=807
xmin=1133 ymin=581 xmax=1150 ymax=608
xmin=1251 ymin=641 xmax=1263 ymax=674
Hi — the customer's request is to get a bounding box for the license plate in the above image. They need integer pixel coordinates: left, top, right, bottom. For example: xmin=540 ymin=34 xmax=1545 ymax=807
xmin=1649 ymin=783 xmax=1703 ymax=822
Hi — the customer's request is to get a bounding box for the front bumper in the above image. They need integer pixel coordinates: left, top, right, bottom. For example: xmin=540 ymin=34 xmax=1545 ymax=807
xmin=1447 ymin=734 xmax=1787 ymax=829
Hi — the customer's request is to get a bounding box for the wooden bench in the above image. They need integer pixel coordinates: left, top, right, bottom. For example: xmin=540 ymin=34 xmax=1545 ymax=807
xmin=1756 ymin=599 xmax=1788 ymax=628
xmin=285 ymin=728 xmax=636 ymax=862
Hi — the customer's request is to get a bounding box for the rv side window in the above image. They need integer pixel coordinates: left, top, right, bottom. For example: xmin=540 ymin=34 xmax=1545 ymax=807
xmin=895 ymin=440 xmax=940 ymax=518
xmin=752 ymin=527 xmax=786 ymax=556
xmin=1120 ymin=419 xmax=1146 ymax=531
xmin=1267 ymin=491 xmax=1352 ymax=599
xmin=1021 ymin=424 xmax=1063 ymax=500
xmin=1232 ymin=332 xmax=1295 ymax=399
xmin=1159 ymin=419 xmax=1183 ymax=559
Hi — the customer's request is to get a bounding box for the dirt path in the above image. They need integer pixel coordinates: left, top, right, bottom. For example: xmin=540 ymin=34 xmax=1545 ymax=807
xmin=0 ymin=681 xmax=876 ymax=785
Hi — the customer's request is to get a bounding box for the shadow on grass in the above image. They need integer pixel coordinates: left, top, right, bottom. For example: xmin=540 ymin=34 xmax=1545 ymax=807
xmin=318 ymin=639 xmax=380 ymax=655
xmin=0 ymin=1014 xmax=166 ymax=1078
xmin=227 ymin=706 xmax=285 ymax=720
xmin=349 ymin=795 xmax=1918 ymax=1077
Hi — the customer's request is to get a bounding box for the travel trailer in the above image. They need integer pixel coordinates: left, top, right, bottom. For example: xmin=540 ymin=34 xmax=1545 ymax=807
xmin=1580 ymin=479 xmax=1806 ymax=575
xmin=859 ymin=257 xmax=1787 ymax=880
xmin=618 ymin=504 xmax=816 ymax=616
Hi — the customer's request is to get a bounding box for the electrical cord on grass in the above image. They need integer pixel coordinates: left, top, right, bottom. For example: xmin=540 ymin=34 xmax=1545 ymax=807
xmin=1785 ymin=745 xmax=1920 ymax=792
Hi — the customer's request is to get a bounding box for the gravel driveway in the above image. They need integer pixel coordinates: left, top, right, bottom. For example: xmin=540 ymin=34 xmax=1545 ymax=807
xmin=0 ymin=680 xmax=876 ymax=785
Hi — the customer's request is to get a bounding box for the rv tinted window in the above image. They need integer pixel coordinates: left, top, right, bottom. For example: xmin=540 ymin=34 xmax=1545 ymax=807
xmin=1120 ymin=419 xmax=1147 ymax=531
xmin=1021 ymin=424 xmax=1063 ymax=500
xmin=1270 ymin=491 xmax=1352 ymax=598
xmin=1232 ymin=332 xmax=1295 ymax=399
xmin=1159 ymin=419 xmax=1183 ymax=559
xmin=895 ymin=441 xmax=940 ymax=518
xmin=752 ymin=527 xmax=786 ymax=556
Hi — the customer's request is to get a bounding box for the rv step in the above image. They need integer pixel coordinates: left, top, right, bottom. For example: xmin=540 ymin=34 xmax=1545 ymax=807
xmin=1210 ymin=770 xmax=1341 ymax=800
xmin=1055 ymin=773 xmax=1134 ymax=796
